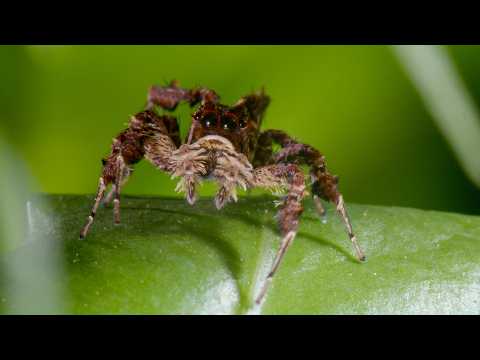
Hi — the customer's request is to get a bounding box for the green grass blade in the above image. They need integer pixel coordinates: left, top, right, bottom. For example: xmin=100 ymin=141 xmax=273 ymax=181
xmin=392 ymin=45 xmax=480 ymax=187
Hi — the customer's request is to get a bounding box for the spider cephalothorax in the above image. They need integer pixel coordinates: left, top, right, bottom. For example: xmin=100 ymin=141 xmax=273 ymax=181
xmin=80 ymin=80 xmax=365 ymax=305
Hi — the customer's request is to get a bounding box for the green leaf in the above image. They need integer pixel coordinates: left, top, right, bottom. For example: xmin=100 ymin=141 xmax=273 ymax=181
xmin=1 ymin=194 xmax=480 ymax=314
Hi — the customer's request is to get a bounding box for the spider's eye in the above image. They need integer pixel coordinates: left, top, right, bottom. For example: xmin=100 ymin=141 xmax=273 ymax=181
xmin=238 ymin=118 xmax=247 ymax=128
xmin=221 ymin=115 xmax=237 ymax=131
xmin=201 ymin=113 xmax=217 ymax=128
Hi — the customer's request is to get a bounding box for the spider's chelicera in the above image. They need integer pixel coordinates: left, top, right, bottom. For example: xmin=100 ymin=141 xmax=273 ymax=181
xmin=80 ymin=80 xmax=365 ymax=304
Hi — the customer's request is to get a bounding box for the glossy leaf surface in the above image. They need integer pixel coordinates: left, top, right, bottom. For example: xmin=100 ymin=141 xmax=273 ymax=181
xmin=1 ymin=194 xmax=479 ymax=314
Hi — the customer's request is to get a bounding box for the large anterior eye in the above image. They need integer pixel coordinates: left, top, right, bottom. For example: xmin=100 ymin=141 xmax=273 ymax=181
xmin=222 ymin=115 xmax=237 ymax=131
xmin=238 ymin=118 xmax=247 ymax=128
xmin=201 ymin=113 xmax=217 ymax=128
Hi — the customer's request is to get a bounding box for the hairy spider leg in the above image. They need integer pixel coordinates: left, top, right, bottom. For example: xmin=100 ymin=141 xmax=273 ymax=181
xmin=103 ymin=160 xmax=132 ymax=207
xmin=146 ymin=80 xmax=219 ymax=111
xmin=79 ymin=176 xmax=107 ymax=239
xmin=252 ymin=163 xmax=306 ymax=304
xmin=211 ymin=140 xmax=255 ymax=210
xmin=232 ymin=87 xmax=271 ymax=124
xmin=103 ymin=185 xmax=116 ymax=207
xmin=146 ymin=80 xmax=220 ymax=146
xmin=80 ymin=110 xmax=180 ymax=239
xmin=113 ymin=156 xmax=126 ymax=224
xmin=253 ymin=129 xmax=365 ymax=262
xmin=80 ymin=154 xmax=128 ymax=239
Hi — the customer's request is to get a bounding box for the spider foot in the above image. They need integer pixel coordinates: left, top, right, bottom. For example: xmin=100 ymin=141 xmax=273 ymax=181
xmin=203 ymin=137 xmax=254 ymax=210
xmin=169 ymin=143 xmax=209 ymax=205
xmin=256 ymin=230 xmax=297 ymax=305
xmin=174 ymin=174 xmax=200 ymax=205
xmin=214 ymin=183 xmax=238 ymax=210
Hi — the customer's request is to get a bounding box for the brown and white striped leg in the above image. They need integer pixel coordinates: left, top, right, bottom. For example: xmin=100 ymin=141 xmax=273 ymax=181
xmin=212 ymin=143 xmax=255 ymax=210
xmin=254 ymin=129 xmax=365 ymax=262
xmin=103 ymin=164 xmax=132 ymax=207
xmin=252 ymin=163 xmax=306 ymax=304
xmin=113 ymin=187 xmax=121 ymax=224
xmin=168 ymin=144 xmax=208 ymax=206
xmin=112 ymin=156 xmax=127 ymax=225
xmin=336 ymin=194 xmax=364 ymax=261
xmin=146 ymin=80 xmax=219 ymax=111
xmin=103 ymin=185 xmax=116 ymax=207
xmin=312 ymin=172 xmax=365 ymax=261
xmin=80 ymin=177 xmax=107 ymax=239
xmin=313 ymin=195 xmax=327 ymax=217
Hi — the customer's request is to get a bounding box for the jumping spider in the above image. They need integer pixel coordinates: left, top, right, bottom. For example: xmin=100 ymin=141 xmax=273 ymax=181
xmin=80 ymin=80 xmax=365 ymax=305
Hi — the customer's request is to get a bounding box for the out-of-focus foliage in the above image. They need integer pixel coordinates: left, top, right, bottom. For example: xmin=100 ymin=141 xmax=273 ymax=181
xmin=395 ymin=46 xmax=480 ymax=187
xmin=2 ymin=194 xmax=479 ymax=315
xmin=0 ymin=137 xmax=28 ymax=254
xmin=1 ymin=45 xmax=480 ymax=214
xmin=0 ymin=137 xmax=65 ymax=313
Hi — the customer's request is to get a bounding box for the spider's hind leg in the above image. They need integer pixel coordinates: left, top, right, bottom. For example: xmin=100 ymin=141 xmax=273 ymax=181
xmin=80 ymin=154 xmax=129 ymax=239
xmin=252 ymin=163 xmax=306 ymax=304
xmin=103 ymin=165 xmax=132 ymax=207
xmin=254 ymin=129 xmax=365 ymax=262
xmin=112 ymin=156 xmax=131 ymax=224
xmin=103 ymin=185 xmax=116 ymax=207
xmin=312 ymin=171 xmax=365 ymax=261
xmin=80 ymin=176 xmax=107 ymax=239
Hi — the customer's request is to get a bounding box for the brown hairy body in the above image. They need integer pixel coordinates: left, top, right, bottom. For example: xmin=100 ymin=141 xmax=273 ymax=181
xmin=80 ymin=80 xmax=365 ymax=305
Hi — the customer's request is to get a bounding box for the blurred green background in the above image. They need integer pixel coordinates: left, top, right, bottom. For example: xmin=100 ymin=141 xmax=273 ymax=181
xmin=1 ymin=45 xmax=480 ymax=214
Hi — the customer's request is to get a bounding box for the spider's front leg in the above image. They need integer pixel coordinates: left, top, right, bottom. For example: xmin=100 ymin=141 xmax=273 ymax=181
xmin=253 ymin=129 xmax=365 ymax=262
xmin=159 ymin=141 xmax=210 ymax=205
xmin=80 ymin=110 xmax=180 ymax=239
xmin=166 ymin=135 xmax=256 ymax=207
xmin=79 ymin=147 xmax=131 ymax=239
xmin=146 ymin=79 xmax=219 ymax=111
xmin=252 ymin=163 xmax=306 ymax=304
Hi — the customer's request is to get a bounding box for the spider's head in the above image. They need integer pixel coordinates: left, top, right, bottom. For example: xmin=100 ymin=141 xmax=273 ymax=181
xmin=188 ymin=101 xmax=257 ymax=157
xmin=188 ymin=90 xmax=267 ymax=160
xmin=192 ymin=102 xmax=248 ymax=137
